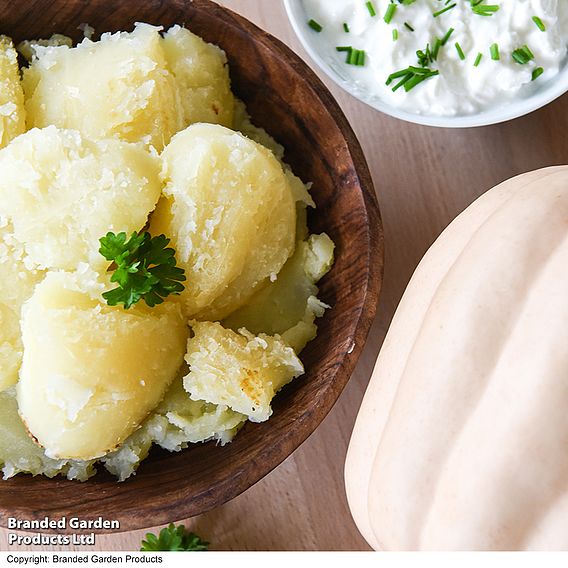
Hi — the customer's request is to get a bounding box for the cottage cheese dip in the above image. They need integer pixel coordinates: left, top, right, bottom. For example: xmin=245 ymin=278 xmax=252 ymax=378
xmin=303 ymin=0 xmax=568 ymax=116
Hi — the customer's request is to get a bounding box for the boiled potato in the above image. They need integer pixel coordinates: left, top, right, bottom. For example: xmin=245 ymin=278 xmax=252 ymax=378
xmin=0 ymin=388 xmax=95 ymax=481
xmin=17 ymin=269 xmax=188 ymax=460
xmin=0 ymin=36 xmax=25 ymax=148
xmin=150 ymin=123 xmax=296 ymax=320
xmin=0 ymin=126 xmax=161 ymax=271
xmin=233 ymin=100 xmax=283 ymax=160
xmin=23 ymin=23 xmax=183 ymax=150
xmin=162 ymin=25 xmax=234 ymax=128
xmin=183 ymin=321 xmax=304 ymax=422
xmin=225 ymin=233 xmax=334 ymax=352
xmin=102 ymin=378 xmax=245 ymax=481
xmin=17 ymin=33 xmax=73 ymax=62
xmin=0 ymin=220 xmax=43 ymax=392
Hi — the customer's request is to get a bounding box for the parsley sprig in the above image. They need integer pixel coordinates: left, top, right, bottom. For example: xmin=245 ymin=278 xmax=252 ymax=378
xmin=99 ymin=231 xmax=186 ymax=309
xmin=140 ymin=523 xmax=209 ymax=552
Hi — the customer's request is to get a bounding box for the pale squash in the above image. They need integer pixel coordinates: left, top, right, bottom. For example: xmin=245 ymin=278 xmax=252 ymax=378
xmin=346 ymin=167 xmax=568 ymax=551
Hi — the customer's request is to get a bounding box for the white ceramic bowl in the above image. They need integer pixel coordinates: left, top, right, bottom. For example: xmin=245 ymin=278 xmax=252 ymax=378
xmin=284 ymin=0 xmax=568 ymax=128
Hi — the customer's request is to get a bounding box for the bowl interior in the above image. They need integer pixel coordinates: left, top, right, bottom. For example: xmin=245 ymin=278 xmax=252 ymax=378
xmin=285 ymin=0 xmax=568 ymax=128
xmin=0 ymin=0 xmax=383 ymax=530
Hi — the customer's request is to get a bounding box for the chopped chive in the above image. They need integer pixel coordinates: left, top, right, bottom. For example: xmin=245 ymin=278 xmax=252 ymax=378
xmin=384 ymin=3 xmax=397 ymax=24
xmin=404 ymin=21 xmax=415 ymax=31
xmin=433 ymin=3 xmax=456 ymax=17
xmin=343 ymin=22 xmax=350 ymax=33
xmin=308 ymin=19 xmax=322 ymax=32
xmin=432 ymin=38 xmax=442 ymax=60
xmin=455 ymin=42 xmax=465 ymax=60
xmin=393 ymin=28 xmax=399 ymax=41
xmin=532 ymin=66 xmax=544 ymax=80
xmin=490 ymin=43 xmax=500 ymax=60
xmin=441 ymin=28 xmax=454 ymax=46
xmin=474 ymin=52 xmax=483 ymax=66
xmin=532 ymin=16 xmax=546 ymax=32
xmin=471 ymin=3 xmax=500 ymax=16
xmin=341 ymin=47 xmax=366 ymax=66
xmin=387 ymin=67 xmax=439 ymax=92
xmin=366 ymin=1 xmax=377 ymax=17
xmin=512 ymin=45 xmax=535 ymax=64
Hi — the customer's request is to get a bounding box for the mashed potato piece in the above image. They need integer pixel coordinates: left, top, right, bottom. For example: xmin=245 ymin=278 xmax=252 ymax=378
xmin=23 ymin=23 xmax=183 ymax=150
xmin=17 ymin=34 xmax=73 ymax=62
xmin=102 ymin=378 xmax=245 ymax=481
xmin=0 ymin=126 xmax=161 ymax=271
xmin=183 ymin=321 xmax=304 ymax=422
xmin=0 ymin=36 xmax=25 ymax=148
xmin=0 ymin=376 xmax=244 ymax=482
xmin=232 ymin=100 xmax=284 ymax=160
xmin=17 ymin=269 xmax=188 ymax=460
xmin=0 ymin=220 xmax=43 ymax=392
xmin=225 ymin=233 xmax=334 ymax=352
xmin=151 ymin=123 xmax=297 ymax=320
xmin=163 ymin=25 xmax=234 ymax=128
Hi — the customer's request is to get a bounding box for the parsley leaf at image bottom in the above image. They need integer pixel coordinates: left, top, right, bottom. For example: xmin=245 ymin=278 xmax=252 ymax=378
xmin=140 ymin=523 xmax=209 ymax=552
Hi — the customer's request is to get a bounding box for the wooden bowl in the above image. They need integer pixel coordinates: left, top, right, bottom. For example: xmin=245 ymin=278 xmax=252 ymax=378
xmin=0 ymin=0 xmax=383 ymax=531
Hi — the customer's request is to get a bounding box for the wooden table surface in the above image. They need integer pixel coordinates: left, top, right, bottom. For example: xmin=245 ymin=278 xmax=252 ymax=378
xmin=3 ymin=0 xmax=568 ymax=553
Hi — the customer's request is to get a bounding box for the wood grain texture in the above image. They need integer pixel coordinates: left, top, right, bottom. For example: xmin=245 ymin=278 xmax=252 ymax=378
xmin=4 ymin=0 xmax=568 ymax=552
xmin=0 ymin=0 xmax=382 ymax=549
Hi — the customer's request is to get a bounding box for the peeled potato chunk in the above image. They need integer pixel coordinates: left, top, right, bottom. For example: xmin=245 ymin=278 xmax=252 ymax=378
xmin=150 ymin=123 xmax=296 ymax=320
xmin=0 ymin=126 xmax=161 ymax=271
xmin=0 ymin=221 xmax=43 ymax=392
xmin=17 ymin=270 xmax=188 ymax=460
xmin=23 ymin=23 xmax=183 ymax=150
xmin=162 ymin=25 xmax=234 ymax=128
xmin=183 ymin=321 xmax=304 ymax=422
xmin=102 ymin=378 xmax=246 ymax=481
xmin=0 ymin=388 xmax=96 ymax=481
xmin=225 ymin=233 xmax=334 ymax=352
xmin=0 ymin=36 xmax=25 ymax=148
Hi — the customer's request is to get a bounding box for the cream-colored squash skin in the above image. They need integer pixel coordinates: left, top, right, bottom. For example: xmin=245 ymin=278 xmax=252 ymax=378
xmin=17 ymin=270 xmax=188 ymax=461
xmin=345 ymin=167 xmax=568 ymax=551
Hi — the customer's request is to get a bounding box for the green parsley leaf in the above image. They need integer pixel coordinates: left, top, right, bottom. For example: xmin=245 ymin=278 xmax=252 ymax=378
xmin=99 ymin=231 xmax=186 ymax=309
xmin=140 ymin=524 xmax=209 ymax=552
